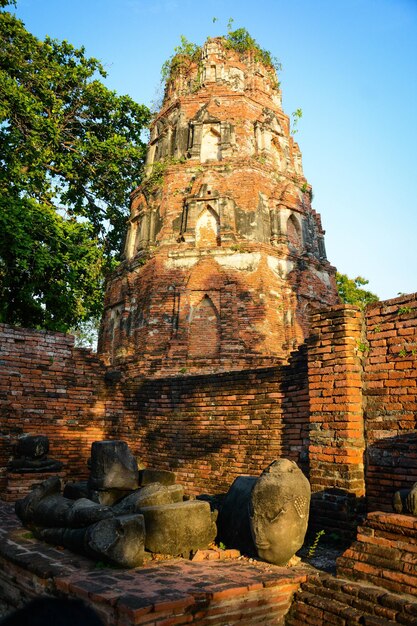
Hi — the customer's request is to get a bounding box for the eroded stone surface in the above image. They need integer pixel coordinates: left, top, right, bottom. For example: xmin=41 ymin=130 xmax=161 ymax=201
xmin=15 ymin=476 xmax=61 ymax=525
xmin=250 ymin=459 xmax=310 ymax=565
xmin=112 ymin=483 xmax=184 ymax=515
xmin=140 ymin=500 xmax=217 ymax=556
xmin=88 ymin=440 xmax=138 ymax=491
xmin=393 ymin=482 xmax=417 ymax=515
xmin=85 ymin=514 xmax=145 ymax=568
xmin=139 ymin=469 xmax=176 ymax=487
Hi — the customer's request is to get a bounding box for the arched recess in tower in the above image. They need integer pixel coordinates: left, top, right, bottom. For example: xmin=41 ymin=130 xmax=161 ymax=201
xmin=201 ymin=124 xmax=221 ymax=161
xmin=287 ymin=214 xmax=302 ymax=250
xmin=195 ymin=206 xmax=220 ymax=247
xmin=188 ymin=295 xmax=220 ymax=358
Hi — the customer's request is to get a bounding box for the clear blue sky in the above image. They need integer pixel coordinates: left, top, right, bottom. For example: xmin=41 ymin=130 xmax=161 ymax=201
xmin=12 ymin=0 xmax=417 ymax=301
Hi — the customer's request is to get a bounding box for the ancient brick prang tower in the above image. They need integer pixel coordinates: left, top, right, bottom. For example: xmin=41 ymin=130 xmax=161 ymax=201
xmin=98 ymin=37 xmax=338 ymax=372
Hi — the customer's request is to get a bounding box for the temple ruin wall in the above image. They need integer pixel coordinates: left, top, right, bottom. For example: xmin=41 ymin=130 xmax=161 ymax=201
xmin=1 ymin=293 xmax=416 ymax=532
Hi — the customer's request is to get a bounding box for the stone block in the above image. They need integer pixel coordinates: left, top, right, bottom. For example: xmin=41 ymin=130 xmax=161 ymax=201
xmin=112 ymin=483 xmax=184 ymax=515
xmin=139 ymin=468 xmax=176 ymax=486
xmin=89 ymin=488 xmax=133 ymax=507
xmin=63 ymin=480 xmax=89 ymax=500
xmin=140 ymin=500 xmax=216 ymax=556
xmin=86 ymin=514 xmax=145 ymax=567
xmin=15 ymin=476 xmax=62 ymax=525
xmin=88 ymin=440 xmax=138 ymax=490
xmin=16 ymin=434 xmax=49 ymax=459
xmin=216 ymin=475 xmax=257 ymax=555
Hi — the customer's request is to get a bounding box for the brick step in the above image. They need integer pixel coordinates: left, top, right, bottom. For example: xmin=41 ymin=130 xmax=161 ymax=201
xmin=337 ymin=512 xmax=417 ymax=597
xmin=285 ymin=573 xmax=417 ymax=625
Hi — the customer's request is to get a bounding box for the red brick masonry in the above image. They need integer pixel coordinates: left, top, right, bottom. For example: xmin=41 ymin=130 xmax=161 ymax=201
xmin=0 ymin=501 xmax=308 ymax=626
xmin=337 ymin=511 xmax=417 ymax=597
xmin=1 ymin=293 xmax=416 ymax=538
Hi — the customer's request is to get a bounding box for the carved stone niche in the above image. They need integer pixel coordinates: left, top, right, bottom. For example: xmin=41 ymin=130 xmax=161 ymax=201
xmin=286 ymin=212 xmax=303 ymax=252
xmin=254 ymin=108 xmax=285 ymax=167
xmin=187 ymin=105 xmax=234 ymax=162
xmin=146 ymin=107 xmax=188 ymax=165
xmin=125 ymin=200 xmax=162 ymax=259
xmin=179 ymin=184 xmax=236 ymax=246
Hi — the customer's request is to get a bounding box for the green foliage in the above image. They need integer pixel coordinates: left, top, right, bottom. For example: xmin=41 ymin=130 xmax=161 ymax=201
xmin=398 ymin=345 xmax=416 ymax=358
xmin=398 ymin=305 xmax=412 ymax=315
xmin=0 ymin=6 xmax=150 ymax=331
xmin=160 ymin=24 xmax=282 ymax=88
xmin=0 ymin=196 xmax=103 ymax=331
xmin=21 ymin=531 xmax=34 ymax=539
xmin=224 ymin=26 xmax=282 ymax=73
xmin=161 ymin=35 xmax=201 ymax=82
xmin=336 ymin=273 xmax=379 ymax=310
xmin=307 ymin=529 xmax=325 ymax=559
xmin=291 ymin=108 xmax=303 ymax=135
xmin=356 ymin=340 xmax=369 ymax=355
xmin=70 ymin=316 xmax=100 ymax=349
xmin=142 ymin=157 xmax=185 ymax=194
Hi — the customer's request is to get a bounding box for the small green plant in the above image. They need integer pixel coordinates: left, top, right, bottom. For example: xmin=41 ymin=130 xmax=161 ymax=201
xmin=291 ymin=108 xmax=303 ymax=135
xmin=218 ymin=541 xmax=226 ymax=550
xmin=398 ymin=305 xmax=412 ymax=315
xmin=398 ymin=345 xmax=417 ymax=358
xmin=307 ymin=529 xmax=325 ymax=559
xmin=142 ymin=157 xmax=185 ymax=194
xmin=356 ymin=340 xmax=369 ymax=354
xmin=255 ymin=154 xmax=267 ymax=165
xmin=372 ymin=324 xmax=382 ymax=333
xmin=22 ymin=531 xmax=34 ymax=539
xmin=179 ymin=367 xmax=188 ymax=374
xmin=94 ymin=560 xmax=113 ymax=570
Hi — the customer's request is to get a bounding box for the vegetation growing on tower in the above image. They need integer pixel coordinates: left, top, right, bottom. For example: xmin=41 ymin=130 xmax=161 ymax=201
xmin=160 ymin=22 xmax=282 ymax=86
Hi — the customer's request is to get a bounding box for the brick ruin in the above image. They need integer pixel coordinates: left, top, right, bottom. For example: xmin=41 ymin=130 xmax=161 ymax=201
xmin=98 ymin=37 xmax=338 ymax=374
xmin=0 ymin=34 xmax=417 ymax=624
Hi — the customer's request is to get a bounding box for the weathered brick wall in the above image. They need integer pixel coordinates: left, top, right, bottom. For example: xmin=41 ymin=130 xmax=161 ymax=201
xmin=0 ymin=324 xmax=116 ymax=490
xmin=306 ymin=305 xmax=366 ymax=540
xmin=364 ymin=293 xmax=417 ymax=512
xmin=1 ymin=295 xmax=416 ymax=516
xmin=337 ymin=511 xmax=417 ymax=596
xmin=286 ymin=571 xmax=417 ymax=625
xmin=113 ymin=347 xmax=309 ymax=496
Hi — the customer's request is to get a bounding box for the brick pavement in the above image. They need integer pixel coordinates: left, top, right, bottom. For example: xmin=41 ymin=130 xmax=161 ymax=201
xmin=0 ymin=500 xmax=309 ymax=625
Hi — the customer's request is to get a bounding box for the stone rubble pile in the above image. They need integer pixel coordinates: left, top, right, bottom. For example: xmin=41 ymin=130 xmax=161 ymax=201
xmin=15 ymin=440 xmax=311 ymax=568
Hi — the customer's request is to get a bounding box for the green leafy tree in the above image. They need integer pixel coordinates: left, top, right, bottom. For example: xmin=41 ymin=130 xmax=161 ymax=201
xmin=0 ymin=3 xmax=150 ymax=331
xmin=336 ymin=272 xmax=379 ymax=309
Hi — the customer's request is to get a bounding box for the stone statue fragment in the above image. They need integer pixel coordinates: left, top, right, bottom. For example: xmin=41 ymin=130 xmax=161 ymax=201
xmin=140 ymin=500 xmax=217 ymax=556
xmin=216 ymin=459 xmax=311 ymax=565
xmin=88 ymin=440 xmax=139 ymax=491
xmin=9 ymin=434 xmax=63 ymax=473
xmin=249 ymin=459 xmax=311 ymax=565
xmin=393 ymin=482 xmax=417 ymax=516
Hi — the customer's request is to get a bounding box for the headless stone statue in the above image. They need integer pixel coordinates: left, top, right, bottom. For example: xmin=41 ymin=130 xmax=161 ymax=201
xmin=9 ymin=434 xmax=63 ymax=473
xmin=393 ymin=482 xmax=417 ymax=516
xmin=15 ymin=476 xmax=145 ymax=567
